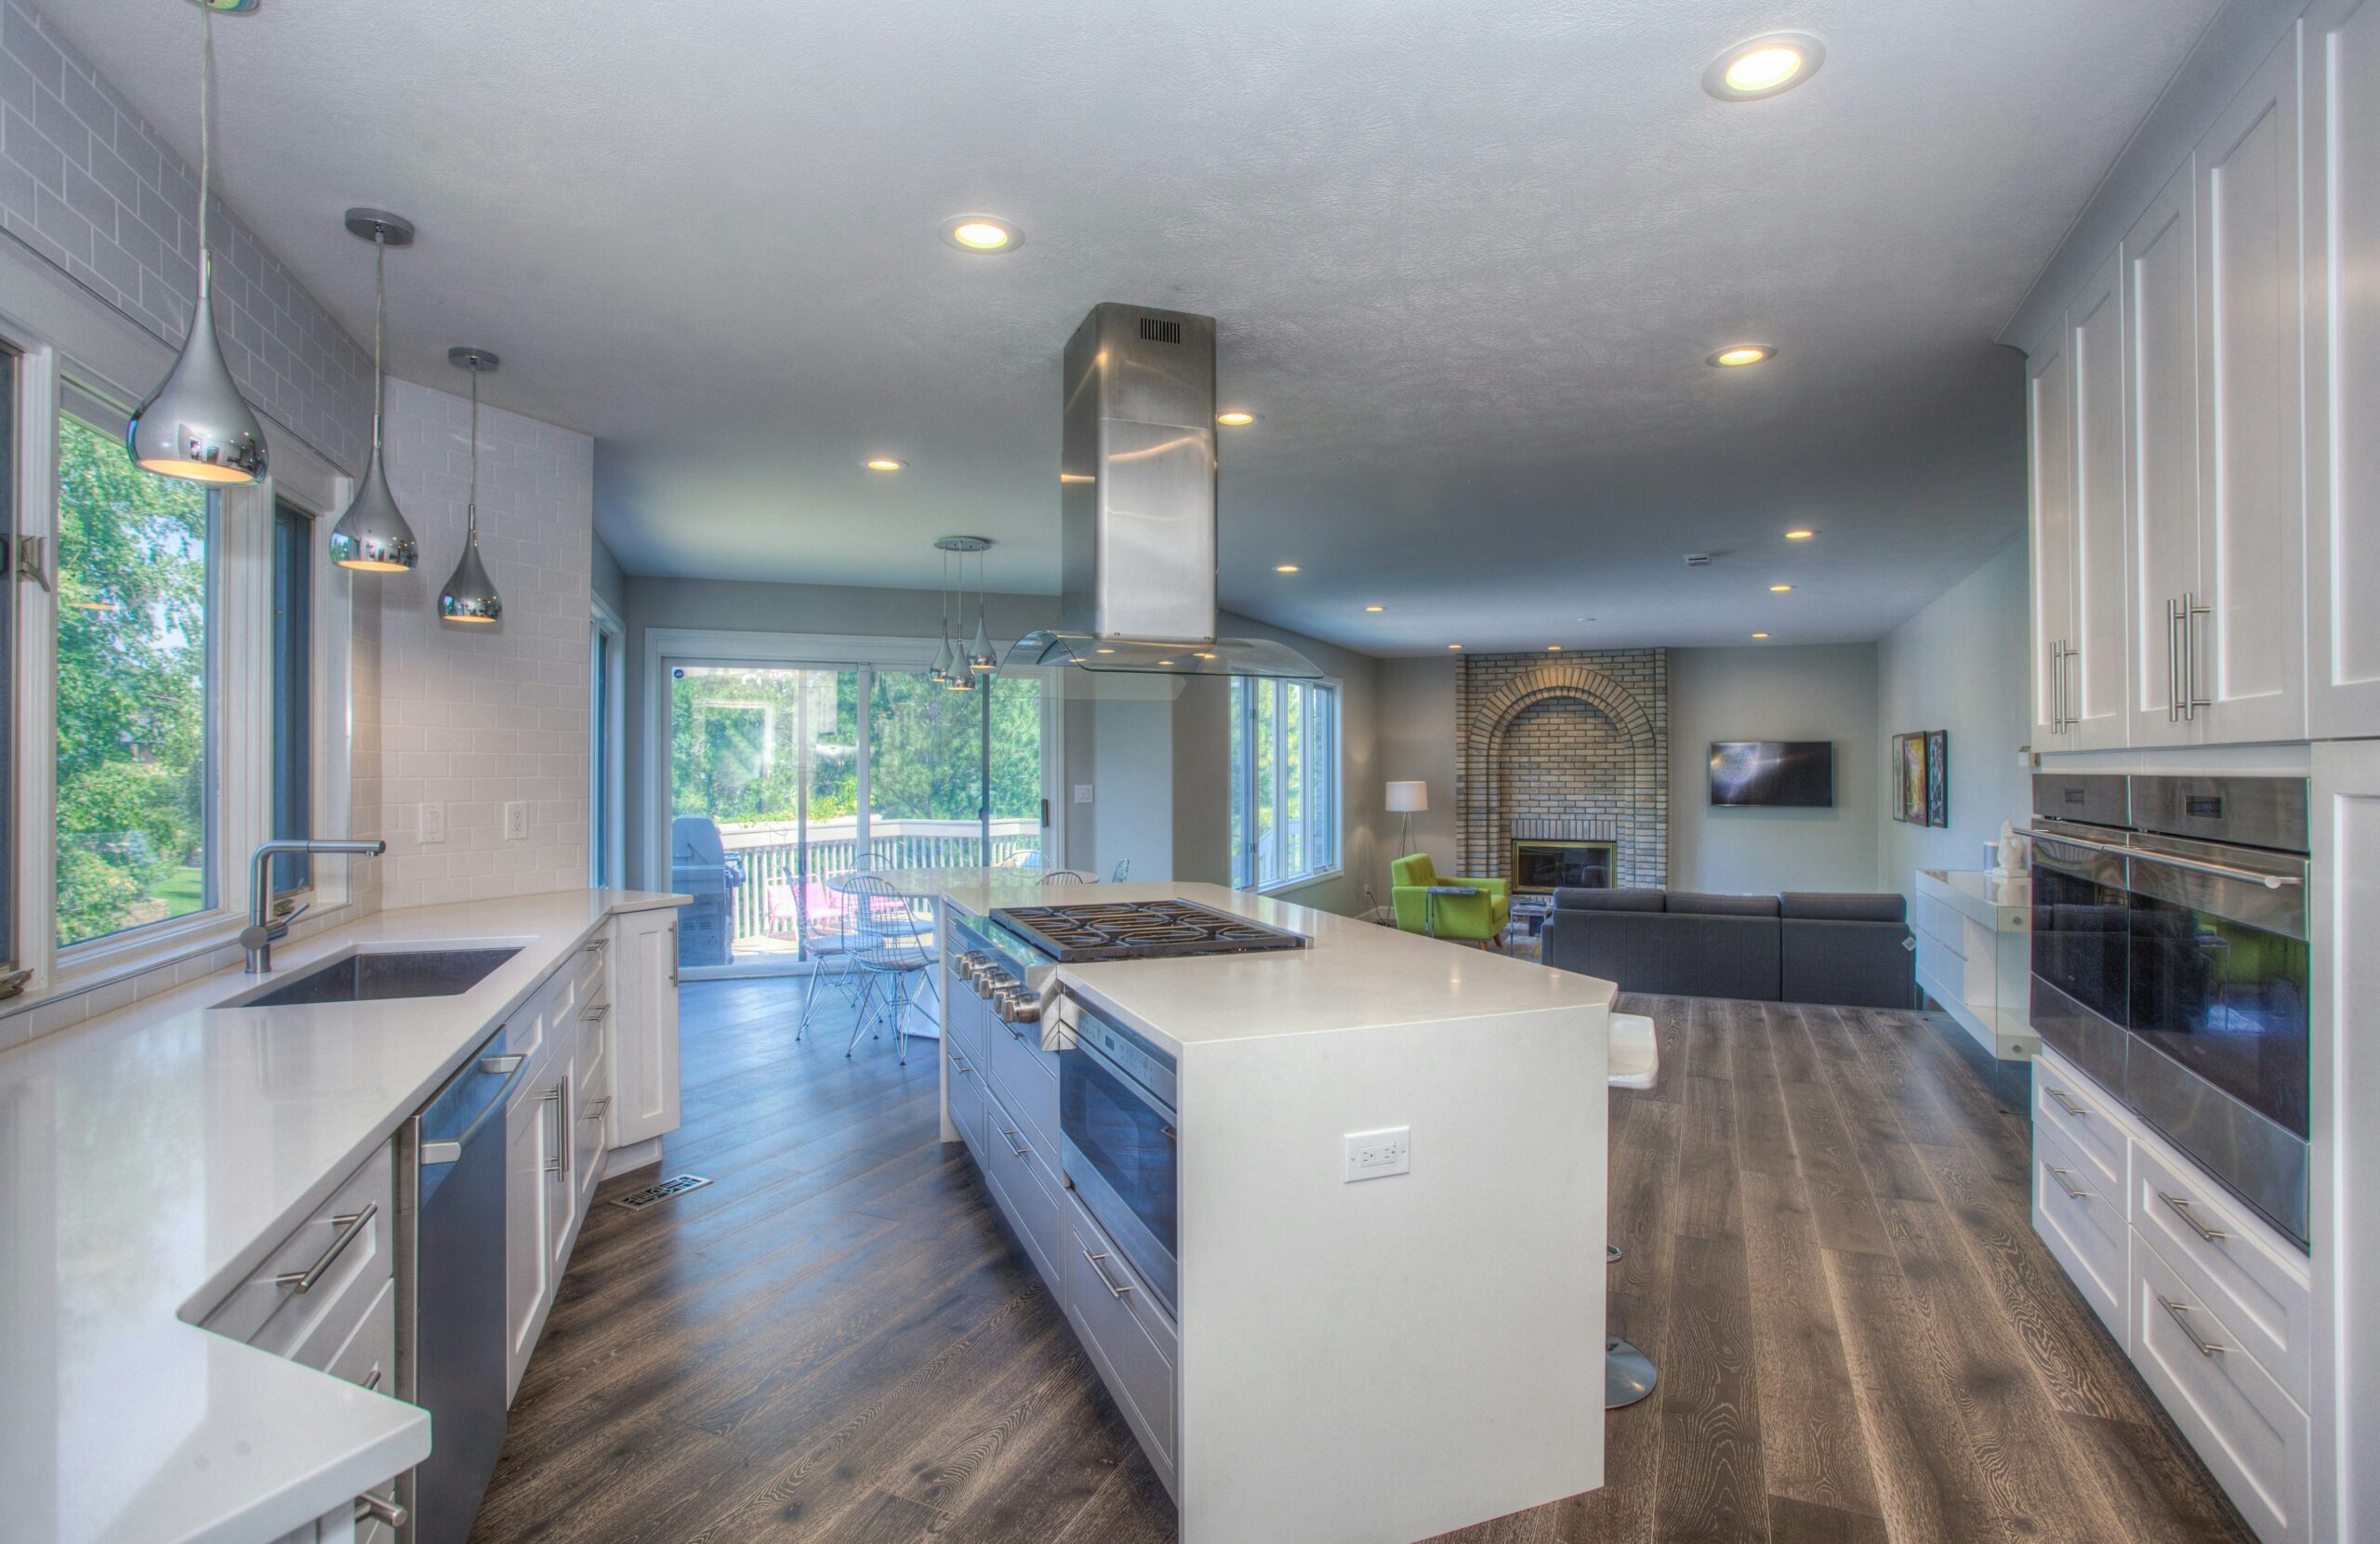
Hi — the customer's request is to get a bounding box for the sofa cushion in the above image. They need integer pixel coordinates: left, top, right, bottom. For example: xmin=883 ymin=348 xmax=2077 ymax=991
xmin=1778 ymin=891 xmax=1905 ymax=923
xmin=1552 ymin=887 xmax=1664 ymax=912
xmin=1668 ymin=891 xmax=1779 ymax=917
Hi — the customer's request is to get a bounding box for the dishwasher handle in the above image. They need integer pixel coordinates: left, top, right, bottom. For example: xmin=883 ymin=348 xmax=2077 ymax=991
xmin=420 ymin=1053 xmax=530 ymax=1167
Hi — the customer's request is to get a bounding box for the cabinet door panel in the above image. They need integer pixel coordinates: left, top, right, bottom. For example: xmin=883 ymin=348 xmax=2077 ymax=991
xmin=2071 ymin=250 xmax=2132 ymax=748
xmin=2308 ymin=0 xmax=2380 ymax=735
xmin=607 ymin=910 xmax=683 ymax=1150
xmin=2030 ymin=333 xmax=2076 ymax=746
xmin=2197 ymin=33 xmax=2308 ymax=744
xmin=504 ymin=1076 xmax=554 ymax=1400
xmin=2126 ymin=165 xmax=2202 ymax=746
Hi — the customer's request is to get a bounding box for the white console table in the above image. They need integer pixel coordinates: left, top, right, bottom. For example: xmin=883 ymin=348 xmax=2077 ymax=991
xmin=1913 ymin=868 xmax=2036 ymax=1062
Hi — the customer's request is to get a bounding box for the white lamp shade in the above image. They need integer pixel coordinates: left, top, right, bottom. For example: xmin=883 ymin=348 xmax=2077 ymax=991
xmin=1386 ymin=780 xmax=1428 ymax=813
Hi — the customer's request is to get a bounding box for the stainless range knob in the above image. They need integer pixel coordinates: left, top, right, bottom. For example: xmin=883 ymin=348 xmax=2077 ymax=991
xmin=993 ymin=985 xmax=1044 ymax=1025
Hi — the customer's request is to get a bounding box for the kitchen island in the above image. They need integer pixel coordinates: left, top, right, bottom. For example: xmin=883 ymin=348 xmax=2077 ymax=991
xmin=930 ymin=878 xmax=1614 ymax=1544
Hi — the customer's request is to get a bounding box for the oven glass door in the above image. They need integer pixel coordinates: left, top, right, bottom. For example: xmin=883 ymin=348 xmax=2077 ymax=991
xmin=2127 ymin=891 xmax=2310 ymax=1139
xmin=2030 ymin=841 xmax=2131 ymax=1028
xmin=1060 ymin=1046 xmax=1177 ymax=1278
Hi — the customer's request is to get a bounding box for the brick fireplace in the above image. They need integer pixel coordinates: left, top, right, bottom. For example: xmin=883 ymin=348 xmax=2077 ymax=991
xmin=1455 ymin=650 xmax=1668 ymax=891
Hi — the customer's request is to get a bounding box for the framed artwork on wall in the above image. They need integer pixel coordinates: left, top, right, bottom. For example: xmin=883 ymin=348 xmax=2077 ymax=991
xmin=1893 ymin=733 xmax=1925 ymax=824
xmin=1924 ymin=730 xmax=1949 ymax=826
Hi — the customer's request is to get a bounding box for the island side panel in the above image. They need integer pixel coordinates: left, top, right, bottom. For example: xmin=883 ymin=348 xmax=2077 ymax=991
xmin=1175 ymin=1000 xmax=1608 ymax=1544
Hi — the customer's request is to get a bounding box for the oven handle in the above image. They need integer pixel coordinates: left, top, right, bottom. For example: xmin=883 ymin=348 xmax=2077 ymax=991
xmin=2026 ymin=826 xmax=2300 ymax=891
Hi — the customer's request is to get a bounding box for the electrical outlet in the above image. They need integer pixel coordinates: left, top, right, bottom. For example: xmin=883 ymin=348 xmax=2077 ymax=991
xmin=1344 ymin=1127 xmax=1410 ymax=1183
xmin=1073 ymin=784 xmax=1095 ymax=805
xmin=420 ymin=802 xmax=446 ymax=844
xmin=503 ymin=800 xmax=529 ymax=841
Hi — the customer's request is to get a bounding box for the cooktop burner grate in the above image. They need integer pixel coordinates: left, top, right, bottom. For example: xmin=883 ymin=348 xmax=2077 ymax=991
xmin=992 ymin=898 xmax=1309 ymax=962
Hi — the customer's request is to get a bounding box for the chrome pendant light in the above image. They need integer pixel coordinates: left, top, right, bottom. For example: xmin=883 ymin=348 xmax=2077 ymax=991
xmin=934 ymin=536 xmax=988 ymax=691
xmin=127 ymin=0 xmax=268 ymax=485
xmin=438 ymin=348 xmax=502 ymax=624
xmin=967 ymin=540 xmax=996 ymax=673
xmin=327 ymin=208 xmax=418 ymax=571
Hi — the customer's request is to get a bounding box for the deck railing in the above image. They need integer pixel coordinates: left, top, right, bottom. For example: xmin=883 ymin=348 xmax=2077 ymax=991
xmin=715 ymin=819 xmax=1041 ymax=945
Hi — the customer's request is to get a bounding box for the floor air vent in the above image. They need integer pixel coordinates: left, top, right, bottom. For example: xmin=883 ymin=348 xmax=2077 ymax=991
xmin=610 ymin=1174 xmax=712 ymax=1212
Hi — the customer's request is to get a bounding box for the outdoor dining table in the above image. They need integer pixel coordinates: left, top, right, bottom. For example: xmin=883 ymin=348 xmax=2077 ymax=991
xmin=819 ymin=866 xmax=1044 ymax=1037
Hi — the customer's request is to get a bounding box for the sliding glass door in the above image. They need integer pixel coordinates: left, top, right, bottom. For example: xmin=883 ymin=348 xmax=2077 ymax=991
xmin=665 ymin=652 xmax=1051 ymax=975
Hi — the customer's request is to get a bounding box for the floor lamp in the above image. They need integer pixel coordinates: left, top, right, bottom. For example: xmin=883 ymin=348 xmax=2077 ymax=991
xmin=1386 ymin=781 xmax=1428 ymax=859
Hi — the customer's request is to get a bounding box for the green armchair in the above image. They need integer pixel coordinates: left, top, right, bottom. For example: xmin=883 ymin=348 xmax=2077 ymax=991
xmin=1390 ymin=853 xmax=1511 ymax=945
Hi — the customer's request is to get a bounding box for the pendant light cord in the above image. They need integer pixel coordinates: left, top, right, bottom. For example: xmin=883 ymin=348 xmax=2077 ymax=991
xmin=371 ymin=235 xmax=386 ymax=448
xmin=197 ymin=4 xmax=213 ymax=296
xmin=466 ymin=367 xmax=479 ymax=546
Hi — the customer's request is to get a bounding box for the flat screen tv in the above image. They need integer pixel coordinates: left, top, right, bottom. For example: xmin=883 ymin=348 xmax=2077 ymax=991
xmin=1709 ymin=741 xmax=1835 ymax=808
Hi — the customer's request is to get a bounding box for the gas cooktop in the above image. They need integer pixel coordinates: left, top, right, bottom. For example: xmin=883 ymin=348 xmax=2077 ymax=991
xmin=990 ymin=898 xmax=1309 ymax=963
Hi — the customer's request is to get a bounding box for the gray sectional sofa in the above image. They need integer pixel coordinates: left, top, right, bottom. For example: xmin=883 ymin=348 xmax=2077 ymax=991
xmin=1539 ymin=888 xmax=1916 ymax=1009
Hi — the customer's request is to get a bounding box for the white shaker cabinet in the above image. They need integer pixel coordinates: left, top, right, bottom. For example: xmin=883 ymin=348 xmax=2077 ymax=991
xmin=2029 ymin=330 xmax=2078 ymax=747
xmin=607 ymin=909 xmax=682 ymax=1151
xmin=2194 ymin=33 xmax=2308 ymax=745
xmin=2070 ymin=249 xmax=2133 ymax=749
xmin=2124 ymin=162 xmax=2204 ymax=747
xmin=2306 ymin=0 xmax=2380 ymax=738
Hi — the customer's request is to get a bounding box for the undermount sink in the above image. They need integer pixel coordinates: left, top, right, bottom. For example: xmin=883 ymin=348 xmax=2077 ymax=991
xmin=219 ymin=947 xmax=522 ymax=1010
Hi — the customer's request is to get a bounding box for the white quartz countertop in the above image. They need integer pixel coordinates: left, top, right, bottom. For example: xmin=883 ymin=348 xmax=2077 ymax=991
xmin=0 ymin=888 xmax=685 ymax=1544
xmin=936 ymin=879 xmax=1614 ymax=1052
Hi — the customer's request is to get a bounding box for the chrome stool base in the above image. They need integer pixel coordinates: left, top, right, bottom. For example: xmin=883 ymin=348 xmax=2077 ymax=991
xmin=1606 ymin=1336 xmax=1658 ymax=1408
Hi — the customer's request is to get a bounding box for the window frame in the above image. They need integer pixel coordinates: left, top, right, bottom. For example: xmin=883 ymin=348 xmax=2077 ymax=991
xmin=590 ymin=595 xmax=626 ymax=888
xmin=0 ymin=284 xmax=358 ymax=1011
xmin=1232 ymin=674 xmax=1343 ymax=895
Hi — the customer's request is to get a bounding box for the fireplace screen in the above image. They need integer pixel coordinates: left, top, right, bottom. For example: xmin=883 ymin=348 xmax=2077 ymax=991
xmin=1511 ymin=839 xmax=1616 ymax=893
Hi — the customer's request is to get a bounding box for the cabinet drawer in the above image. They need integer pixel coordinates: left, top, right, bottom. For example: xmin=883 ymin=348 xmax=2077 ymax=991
xmin=2033 ymin=1124 xmax=2125 ymax=1339
xmin=575 ymin=997 xmax=610 ymax=1099
xmin=945 ymin=984 xmax=989 ymax=1071
xmin=1064 ymin=1192 xmax=1177 ymax=1494
xmin=508 ymin=962 xmax=579 ymax=1076
xmin=981 ymin=1079 xmax=1064 ymax=1297
xmin=2131 ymin=1236 xmax=2310 ymax=1544
xmin=203 ymin=1142 xmax=394 ymax=1353
xmin=985 ymin=1010 xmax=1061 ymax=1162
xmin=324 ymin=1276 xmax=395 ymax=1393
xmin=1915 ymin=893 xmax=1965 ymax=952
xmin=574 ymin=933 xmax=610 ymax=998
xmin=2032 ymin=1049 xmax=2124 ymax=1194
xmin=2129 ymin=1137 xmax=2311 ymax=1404
xmin=947 ymin=1039 xmax=987 ymax=1156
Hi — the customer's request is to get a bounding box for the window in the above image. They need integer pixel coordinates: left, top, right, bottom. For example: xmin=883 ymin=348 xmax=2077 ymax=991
xmin=1231 ymin=677 xmax=1340 ymax=891
xmin=54 ymin=412 xmax=216 ymax=947
xmin=0 ymin=348 xmax=17 ymax=998
xmin=270 ymin=500 xmax=313 ymax=895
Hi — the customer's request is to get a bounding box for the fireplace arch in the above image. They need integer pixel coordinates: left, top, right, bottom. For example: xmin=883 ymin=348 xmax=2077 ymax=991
xmin=1455 ymin=653 xmax=1667 ymax=891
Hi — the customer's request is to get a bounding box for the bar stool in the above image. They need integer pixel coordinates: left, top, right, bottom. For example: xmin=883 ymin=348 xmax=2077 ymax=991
xmin=1606 ymin=1011 xmax=1659 ymax=1408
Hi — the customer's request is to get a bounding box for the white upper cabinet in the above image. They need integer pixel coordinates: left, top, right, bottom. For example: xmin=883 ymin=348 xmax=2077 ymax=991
xmin=2070 ymin=250 xmax=2133 ymax=749
xmin=2030 ymin=332 xmax=2077 ymax=747
xmin=2125 ymin=162 xmax=2204 ymax=747
xmin=2307 ymin=0 xmax=2380 ymax=738
xmin=2196 ymin=32 xmax=2308 ymax=745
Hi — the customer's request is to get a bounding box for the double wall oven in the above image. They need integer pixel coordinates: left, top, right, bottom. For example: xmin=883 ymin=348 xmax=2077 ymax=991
xmin=2029 ymin=773 xmax=2311 ymax=1248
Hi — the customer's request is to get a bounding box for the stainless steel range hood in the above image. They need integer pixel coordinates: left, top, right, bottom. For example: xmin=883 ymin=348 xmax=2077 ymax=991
xmin=1009 ymin=303 xmax=1322 ymax=680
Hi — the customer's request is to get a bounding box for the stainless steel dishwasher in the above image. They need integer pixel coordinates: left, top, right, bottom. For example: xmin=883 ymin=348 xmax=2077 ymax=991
xmin=396 ymin=1025 xmax=526 ymax=1544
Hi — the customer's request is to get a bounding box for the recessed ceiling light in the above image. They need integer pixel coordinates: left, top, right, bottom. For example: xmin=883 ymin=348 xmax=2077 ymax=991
xmin=1095 ymin=647 xmax=1116 ymax=654
xmin=1157 ymin=659 xmax=1175 ymax=666
xmin=1060 ymin=472 xmax=1094 ymax=484
xmin=1785 ymin=528 xmax=1816 ymax=540
xmin=1365 ymin=605 xmax=1384 ymax=613
xmin=939 ymin=215 xmax=1023 ymax=252
xmin=1448 ymin=643 xmax=1463 ymax=650
xmin=864 ymin=457 xmax=905 ymax=472
xmin=1752 ymin=632 xmax=1770 ymax=640
xmin=1770 ymin=584 xmax=1794 ymax=592
xmin=1276 ymin=563 xmax=1300 ymax=574
xmin=1706 ymin=344 xmax=1778 ymax=368
xmin=1195 ymin=651 xmax=1217 ymax=659
xmin=1216 ymin=411 xmax=1257 ymax=427
xmin=1548 ymin=644 xmax=1563 ymax=652
xmin=1705 ymin=33 xmax=1825 ymax=100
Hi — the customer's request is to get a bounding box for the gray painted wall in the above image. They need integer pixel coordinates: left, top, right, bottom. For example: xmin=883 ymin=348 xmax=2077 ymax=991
xmin=591 ymin=533 xmax=628 ymax=617
xmin=1668 ymin=644 xmax=1881 ymax=894
xmin=1377 ymin=656 xmax=1461 ymax=878
xmin=1875 ymin=539 xmax=2031 ymax=910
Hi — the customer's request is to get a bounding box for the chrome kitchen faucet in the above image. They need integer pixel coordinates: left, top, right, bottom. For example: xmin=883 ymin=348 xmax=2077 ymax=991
xmin=243 ymin=838 xmax=386 ymax=972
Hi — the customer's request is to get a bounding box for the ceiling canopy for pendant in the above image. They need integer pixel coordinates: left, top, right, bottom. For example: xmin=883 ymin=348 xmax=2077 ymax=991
xmin=439 ymin=348 xmax=503 ymax=625
xmin=128 ymin=1 xmax=268 ymax=485
xmin=328 ymin=208 xmax=419 ymax=572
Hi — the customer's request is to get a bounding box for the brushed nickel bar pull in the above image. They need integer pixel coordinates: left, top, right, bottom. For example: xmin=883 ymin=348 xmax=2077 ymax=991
xmin=276 ymin=1204 xmax=377 ymax=1293
xmin=2158 ymin=1294 xmax=2226 ymax=1357
xmin=362 ymin=1365 xmax=382 ymax=1392
xmin=2047 ymin=1166 xmax=2089 ymax=1200
xmin=354 ymin=1494 xmax=408 ymax=1529
xmin=2184 ymin=593 xmax=2212 ymax=719
xmin=585 ymin=1096 xmax=610 ymax=1119
xmin=2048 ymin=640 xmax=2065 ymax=729
xmin=2161 ymin=1191 xmax=2228 ymax=1243
xmin=999 ymin=1126 xmax=1030 ymax=1161
xmin=2025 ymin=825 xmax=2302 ymax=889
xmin=581 ymin=1001 xmax=610 ymax=1022
xmin=949 ymin=1054 xmax=972 ymax=1075
xmin=1081 ymin=1246 xmax=1133 ymax=1299
xmin=2064 ymin=643 xmax=2082 ymax=729
xmin=2166 ymin=598 xmax=2183 ymax=720
xmin=542 ymin=1086 xmax=565 ymax=1176
xmin=2044 ymin=1087 xmax=2090 ymax=1118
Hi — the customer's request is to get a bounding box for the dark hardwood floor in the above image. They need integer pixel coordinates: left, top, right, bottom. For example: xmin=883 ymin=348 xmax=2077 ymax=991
xmin=469 ymin=981 xmax=2254 ymax=1544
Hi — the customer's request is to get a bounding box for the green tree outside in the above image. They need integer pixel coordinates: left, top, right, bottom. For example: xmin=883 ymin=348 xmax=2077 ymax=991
xmin=54 ymin=416 xmax=211 ymax=945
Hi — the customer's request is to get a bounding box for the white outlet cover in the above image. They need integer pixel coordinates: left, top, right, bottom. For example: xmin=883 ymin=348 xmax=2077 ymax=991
xmin=504 ymin=800 xmax=529 ymax=841
xmin=1344 ymin=1127 xmax=1411 ymax=1182
xmin=1073 ymin=784 xmax=1095 ymax=804
xmin=420 ymin=802 xmax=446 ymax=844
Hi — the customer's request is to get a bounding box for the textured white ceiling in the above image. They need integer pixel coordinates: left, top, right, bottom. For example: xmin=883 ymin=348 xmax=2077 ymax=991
xmin=41 ymin=0 xmax=2217 ymax=653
